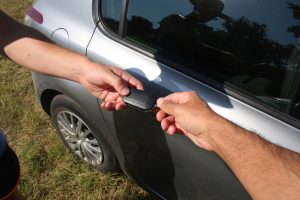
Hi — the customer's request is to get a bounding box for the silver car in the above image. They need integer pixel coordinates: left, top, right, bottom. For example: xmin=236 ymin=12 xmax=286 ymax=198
xmin=25 ymin=0 xmax=300 ymax=199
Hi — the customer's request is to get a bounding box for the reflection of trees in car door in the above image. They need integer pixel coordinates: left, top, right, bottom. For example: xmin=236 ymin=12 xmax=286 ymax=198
xmin=153 ymin=0 xmax=299 ymax=117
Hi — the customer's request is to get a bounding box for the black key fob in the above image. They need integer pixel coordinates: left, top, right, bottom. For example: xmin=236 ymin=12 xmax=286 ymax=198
xmin=122 ymin=88 xmax=157 ymax=112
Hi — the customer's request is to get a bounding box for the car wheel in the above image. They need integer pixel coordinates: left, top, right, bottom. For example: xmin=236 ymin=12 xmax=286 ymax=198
xmin=50 ymin=94 xmax=119 ymax=173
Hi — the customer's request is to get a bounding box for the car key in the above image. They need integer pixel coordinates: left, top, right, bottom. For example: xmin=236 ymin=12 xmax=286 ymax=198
xmin=122 ymin=88 xmax=158 ymax=112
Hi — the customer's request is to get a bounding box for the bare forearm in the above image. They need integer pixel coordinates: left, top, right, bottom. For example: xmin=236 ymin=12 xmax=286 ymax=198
xmin=0 ymin=10 xmax=91 ymax=83
xmin=209 ymin=117 xmax=300 ymax=199
xmin=4 ymin=36 xmax=90 ymax=83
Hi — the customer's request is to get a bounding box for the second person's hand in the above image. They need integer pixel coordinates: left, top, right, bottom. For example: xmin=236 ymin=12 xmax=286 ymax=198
xmin=156 ymin=91 xmax=223 ymax=151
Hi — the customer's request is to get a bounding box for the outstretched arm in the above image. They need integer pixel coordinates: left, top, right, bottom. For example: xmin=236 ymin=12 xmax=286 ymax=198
xmin=0 ymin=10 xmax=143 ymax=110
xmin=156 ymin=92 xmax=300 ymax=200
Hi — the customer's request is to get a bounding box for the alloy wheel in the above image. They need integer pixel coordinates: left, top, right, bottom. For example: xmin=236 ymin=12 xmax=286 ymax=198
xmin=56 ymin=111 xmax=103 ymax=166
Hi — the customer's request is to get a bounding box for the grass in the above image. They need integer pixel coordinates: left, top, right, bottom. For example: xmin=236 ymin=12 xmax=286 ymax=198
xmin=0 ymin=1 xmax=150 ymax=199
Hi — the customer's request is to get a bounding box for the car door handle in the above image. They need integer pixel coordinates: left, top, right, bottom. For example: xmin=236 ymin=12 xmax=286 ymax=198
xmin=122 ymin=88 xmax=158 ymax=112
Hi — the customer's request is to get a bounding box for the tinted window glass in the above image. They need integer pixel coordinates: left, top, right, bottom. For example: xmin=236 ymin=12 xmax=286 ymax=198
xmin=126 ymin=0 xmax=300 ymax=120
xmin=101 ymin=0 xmax=122 ymax=34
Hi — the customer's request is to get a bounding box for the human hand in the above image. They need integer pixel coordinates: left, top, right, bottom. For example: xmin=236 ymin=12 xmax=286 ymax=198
xmin=80 ymin=63 xmax=143 ymax=111
xmin=156 ymin=92 xmax=222 ymax=151
xmin=0 ymin=10 xmax=142 ymax=111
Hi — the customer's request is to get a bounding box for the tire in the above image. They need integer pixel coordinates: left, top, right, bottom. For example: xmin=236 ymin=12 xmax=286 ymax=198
xmin=50 ymin=94 xmax=119 ymax=173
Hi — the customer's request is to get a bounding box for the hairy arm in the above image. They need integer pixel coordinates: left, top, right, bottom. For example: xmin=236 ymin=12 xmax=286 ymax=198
xmin=210 ymin=117 xmax=300 ymax=200
xmin=156 ymin=92 xmax=300 ymax=200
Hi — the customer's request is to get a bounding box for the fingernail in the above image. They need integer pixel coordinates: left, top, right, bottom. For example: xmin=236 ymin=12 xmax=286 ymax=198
xmin=121 ymin=87 xmax=130 ymax=95
xmin=157 ymin=98 xmax=165 ymax=106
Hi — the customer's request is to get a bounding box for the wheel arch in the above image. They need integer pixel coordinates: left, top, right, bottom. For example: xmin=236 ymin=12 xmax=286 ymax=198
xmin=39 ymin=89 xmax=61 ymax=115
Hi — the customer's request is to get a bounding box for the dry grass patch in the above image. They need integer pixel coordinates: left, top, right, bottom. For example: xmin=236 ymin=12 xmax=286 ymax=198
xmin=0 ymin=1 xmax=151 ymax=199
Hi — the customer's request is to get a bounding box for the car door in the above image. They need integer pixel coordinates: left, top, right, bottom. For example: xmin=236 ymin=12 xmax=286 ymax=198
xmin=87 ymin=0 xmax=300 ymax=199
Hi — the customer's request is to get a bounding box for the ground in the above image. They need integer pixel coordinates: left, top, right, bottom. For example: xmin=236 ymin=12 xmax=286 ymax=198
xmin=0 ymin=1 xmax=151 ymax=199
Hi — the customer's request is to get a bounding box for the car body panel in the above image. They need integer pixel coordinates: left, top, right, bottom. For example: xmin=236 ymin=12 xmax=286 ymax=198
xmin=87 ymin=27 xmax=300 ymax=153
xmin=51 ymin=28 xmax=69 ymax=48
xmin=26 ymin=0 xmax=300 ymax=199
xmin=86 ymin=23 xmax=300 ymax=199
xmin=28 ymin=0 xmax=96 ymax=54
xmin=31 ymin=73 xmax=101 ymax=126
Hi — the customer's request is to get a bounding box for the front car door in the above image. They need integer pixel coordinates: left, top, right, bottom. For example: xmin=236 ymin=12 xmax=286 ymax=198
xmin=87 ymin=0 xmax=300 ymax=199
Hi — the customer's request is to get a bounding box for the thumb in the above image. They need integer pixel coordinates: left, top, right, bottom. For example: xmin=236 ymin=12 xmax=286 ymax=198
xmin=113 ymin=78 xmax=130 ymax=96
xmin=103 ymin=71 xmax=129 ymax=96
xmin=157 ymin=98 xmax=177 ymax=115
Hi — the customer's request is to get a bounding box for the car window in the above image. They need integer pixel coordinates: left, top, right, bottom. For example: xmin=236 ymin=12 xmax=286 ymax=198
xmin=122 ymin=0 xmax=300 ymax=121
xmin=101 ymin=0 xmax=122 ymax=34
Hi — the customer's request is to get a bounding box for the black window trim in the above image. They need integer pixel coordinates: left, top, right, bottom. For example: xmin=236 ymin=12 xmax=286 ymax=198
xmin=94 ymin=0 xmax=300 ymax=130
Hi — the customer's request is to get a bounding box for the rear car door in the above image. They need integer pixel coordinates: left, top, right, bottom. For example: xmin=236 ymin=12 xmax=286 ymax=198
xmin=87 ymin=0 xmax=300 ymax=199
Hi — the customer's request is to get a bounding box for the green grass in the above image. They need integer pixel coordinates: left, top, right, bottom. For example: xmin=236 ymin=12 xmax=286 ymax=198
xmin=0 ymin=1 xmax=150 ymax=199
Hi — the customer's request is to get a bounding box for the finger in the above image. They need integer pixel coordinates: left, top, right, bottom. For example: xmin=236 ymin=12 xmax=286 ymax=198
xmin=104 ymin=92 xmax=122 ymax=102
xmin=157 ymin=93 xmax=185 ymax=106
xmin=103 ymin=94 xmax=126 ymax=110
xmin=157 ymin=98 xmax=178 ymax=116
xmin=102 ymin=101 xmax=111 ymax=109
xmin=102 ymin=106 xmax=114 ymax=111
xmin=101 ymin=101 xmax=117 ymax=111
xmin=116 ymin=96 xmax=126 ymax=106
xmin=161 ymin=116 xmax=175 ymax=131
xmin=97 ymin=90 xmax=109 ymax=100
xmin=111 ymin=67 xmax=144 ymax=91
xmin=115 ymin=102 xmax=126 ymax=111
xmin=126 ymin=74 xmax=144 ymax=90
xmin=156 ymin=110 xmax=168 ymax=121
xmin=157 ymin=91 xmax=199 ymax=106
xmin=113 ymin=79 xmax=130 ymax=96
xmin=102 ymin=101 xmax=115 ymax=108
xmin=101 ymin=68 xmax=130 ymax=96
xmin=167 ymin=125 xmax=177 ymax=135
